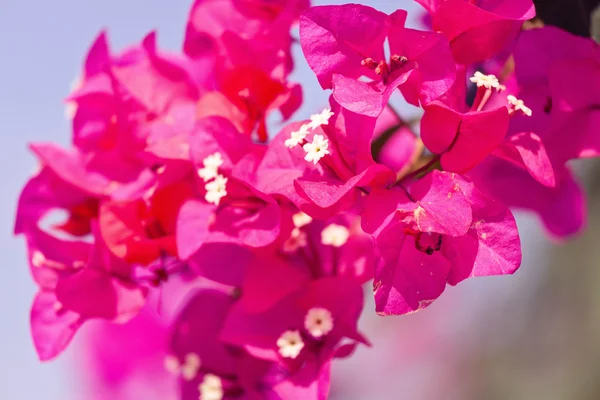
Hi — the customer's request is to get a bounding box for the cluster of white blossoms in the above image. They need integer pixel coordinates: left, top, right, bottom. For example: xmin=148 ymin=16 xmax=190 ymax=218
xmin=469 ymin=71 xmax=501 ymax=90
xmin=283 ymin=212 xmax=313 ymax=253
xmin=507 ymin=94 xmax=533 ymax=117
xmin=284 ymin=108 xmax=334 ymax=165
xmin=276 ymin=307 xmax=335 ymax=359
xmin=164 ymin=352 xmax=202 ymax=381
xmin=198 ymin=374 xmax=224 ymax=400
xmin=321 ymin=223 xmax=350 ymax=247
xmin=199 ymin=152 xmax=228 ymax=206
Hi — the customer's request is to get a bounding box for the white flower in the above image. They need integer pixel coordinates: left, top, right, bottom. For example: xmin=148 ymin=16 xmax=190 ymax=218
xmin=276 ymin=330 xmax=305 ymax=359
xmin=31 ymin=251 xmax=45 ymax=268
xmin=303 ymin=134 xmax=330 ymax=164
xmin=292 ymin=212 xmax=313 ymax=228
xmin=181 ymin=353 xmax=202 ymax=381
xmin=469 ymin=71 xmax=500 ymax=90
xmin=205 ymin=175 xmax=228 ymax=206
xmin=307 ymin=108 xmax=335 ymax=130
xmin=321 ymin=224 xmax=350 ymax=247
xmin=163 ymin=355 xmax=181 ymax=374
xmin=164 ymin=353 xmax=202 ymax=381
xmin=284 ymin=124 xmax=310 ymax=148
xmin=507 ymin=95 xmax=532 ymax=117
xmin=304 ymin=307 xmax=334 ymax=338
xmin=198 ymin=152 xmax=224 ymax=182
xmin=198 ymin=374 xmax=224 ymax=400
xmin=283 ymin=228 xmax=308 ymax=253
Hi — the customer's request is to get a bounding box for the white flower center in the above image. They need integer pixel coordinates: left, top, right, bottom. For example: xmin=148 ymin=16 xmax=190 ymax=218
xmin=198 ymin=374 xmax=224 ymax=400
xmin=303 ymin=134 xmax=331 ymax=164
xmin=307 ymin=108 xmax=335 ymax=130
xmin=198 ymin=152 xmax=224 ymax=182
xmin=469 ymin=71 xmax=500 ymax=90
xmin=321 ymin=224 xmax=350 ymax=247
xmin=283 ymin=228 xmax=308 ymax=253
xmin=205 ymin=175 xmax=228 ymax=206
xmin=304 ymin=307 xmax=334 ymax=338
xmin=292 ymin=212 xmax=313 ymax=228
xmin=284 ymin=108 xmax=334 ymax=149
xmin=164 ymin=353 xmax=202 ymax=381
xmin=507 ymin=95 xmax=532 ymax=116
xmin=163 ymin=355 xmax=181 ymax=374
xmin=284 ymin=124 xmax=310 ymax=149
xmin=31 ymin=251 xmax=45 ymax=268
xmin=277 ymin=330 xmax=305 ymax=359
xmin=181 ymin=353 xmax=202 ymax=381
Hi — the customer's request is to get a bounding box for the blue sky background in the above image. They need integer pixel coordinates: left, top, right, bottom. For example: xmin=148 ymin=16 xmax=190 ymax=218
xmin=0 ymin=1 xmax=424 ymax=398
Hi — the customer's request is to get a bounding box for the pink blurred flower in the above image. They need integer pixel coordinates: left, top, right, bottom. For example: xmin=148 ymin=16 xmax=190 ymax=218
xmin=300 ymin=4 xmax=456 ymax=115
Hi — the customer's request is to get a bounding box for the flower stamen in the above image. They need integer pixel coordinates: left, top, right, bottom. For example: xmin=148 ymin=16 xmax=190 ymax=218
xmin=205 ymin=175 xmax=228 ymax=206
xmin=198 ymin=374 xmax=224 ymax=400
xmin=321 ymin=224 xmax=350 ymax=247
xmin=304 ymin=307 xmax=334 ymax=338
xmin=277 ymin=330 xmax=305 ymax=359
xmin=303 ymin=134 xmax=331 ymax=164
xmin=198 ymin=152 xmax=224 ymax=182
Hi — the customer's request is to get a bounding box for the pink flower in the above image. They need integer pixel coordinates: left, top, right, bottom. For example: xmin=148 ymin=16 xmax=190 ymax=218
xmin=420 ymin=101 xmax=510 ymax=173
xmin=14 ymin=168 xmax=98 ymax=237
xmin=220 ymin=256 xmax=368 ymax=398
xmin=184 ymin=0 xmax=306 ymax=141
xmin=513 ymin=27 xmax=600 ymax=163
xmin=176 ymin=117 xmax=281 ymax=260
xmin=468 ymin=157 xmax=586 ymax=238
xmin=28 ymin=226 xmax=147 ymax=361
xmin=100 ymin=181 xmax=194 ymax=265
xmin=416 ymin=0 xmax=536 ymax=64
xmin=270 ymin=100 xmax=396 ymax=217
xmin=76 ymin=309 xmax=176 ymax=400
xmin=196 ymin=67 xmax=300 ymax=142
xmin=300 ymin=4 xmax=455 ymax=115
xmin=362 ymin=171 xmax=521 ymax=315
xmin=184 ymin=0 xmax=307 ymax=79
xmin=169 ymin=288 xmax=289 ymax=399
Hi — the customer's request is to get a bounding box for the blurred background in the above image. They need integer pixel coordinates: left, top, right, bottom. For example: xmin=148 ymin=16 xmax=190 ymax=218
xmin=0 ymin=1 xmax=599 ymax=399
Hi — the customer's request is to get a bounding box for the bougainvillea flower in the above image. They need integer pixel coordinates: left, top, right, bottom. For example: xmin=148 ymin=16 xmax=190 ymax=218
xmin=513 ymin=26 xmax=600 ymax=163
xmin=29 ymin=143 xmax=145 ymax=197
xmin=14 ymin=168 xmax=98 ymax=237
xmin=184 ymin=0 xmax=308 ymax=78
xmin=270 ymin=101 xmax=396 ymax=217
xmin=468 ymin=157 xmax=586 ymax=238
xmin=111 ymin=32 xmax=210 ymax=120
xmin=491 ymin=131 xmax=556 ymax=188
xmin=275 ymin=212 xmax=377 ymax=284
xmin=175 ymin=117 xmax=281 ymax=260
xmin=416 ymin=0 xmax=536 ymax=65
xmin=300 ymin=4 xmax=455 ymax=115
xmin=197 ymin=66 xmax=300 ymax=142
xmin=220 ymin=255 xmax=367 ymax=398
xmin=420 ymin=101 xmax=510 ymax=173
xmin=100 ymin=180 xmax=193 ymax=265
xmin=183 ymin=0 xmax=305 ymax=141
xmin=362 ymin=171 xmax=521 ymax=315
xmin=28 ymin=226 xmax=147 ymax=360
xmin=76 ymin=309 xmax=176 ymax=400
xmin=169 ymin=288 xmax=287 ymax=400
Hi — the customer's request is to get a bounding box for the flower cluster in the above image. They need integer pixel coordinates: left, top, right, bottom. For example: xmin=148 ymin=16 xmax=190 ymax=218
xmin=14 ymin=0 xmax=599 ymax=398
